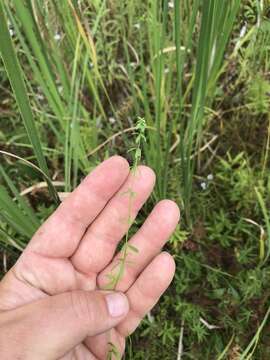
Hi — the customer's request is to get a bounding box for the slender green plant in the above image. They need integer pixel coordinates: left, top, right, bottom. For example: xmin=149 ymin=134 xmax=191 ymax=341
xmin=240 ymin=305 xmax=270 ymax=359
xmin=255 ymin=187 xmax=270 ymax=265
xmin=107 ymin=342 xmax=121 ymax=360
xmin=106 ymin=117 xmax=146 ymax=360
xmin=105 ymin=117 xmax=146 ymax=290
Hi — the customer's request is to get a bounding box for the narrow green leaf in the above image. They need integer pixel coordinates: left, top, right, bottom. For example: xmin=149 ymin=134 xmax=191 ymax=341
xmin=128 ymin=244 xmax=139 ymax=253
xmin=0 ymin=186 xmax=34 ymax=238
xmin=0 ymin=165 xmax=40 ymax=229
xmin=0 ymin=2 xmax=59 ymax=205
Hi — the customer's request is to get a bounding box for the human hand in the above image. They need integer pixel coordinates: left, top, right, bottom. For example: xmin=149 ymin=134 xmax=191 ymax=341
xmin=0 ymin=156 xmax=180 ymax=359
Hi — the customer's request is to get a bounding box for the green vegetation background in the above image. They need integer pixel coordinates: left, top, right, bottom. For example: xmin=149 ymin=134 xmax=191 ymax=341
xmin=1 ymin=0 xmax=270 ymax=359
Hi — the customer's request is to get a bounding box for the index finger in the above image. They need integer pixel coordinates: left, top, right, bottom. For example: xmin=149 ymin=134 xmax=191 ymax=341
xmin=28 ymin=156 xmax=130 ymax=258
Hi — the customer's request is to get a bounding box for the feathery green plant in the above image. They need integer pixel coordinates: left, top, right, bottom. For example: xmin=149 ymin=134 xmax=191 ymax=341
xmin=106 ymin=117 xmax=146 ymax=360
xmin=105 ymin=117 xmax=146 ymax=290
xmin=107 ymin=342 xmax=121 ymax=360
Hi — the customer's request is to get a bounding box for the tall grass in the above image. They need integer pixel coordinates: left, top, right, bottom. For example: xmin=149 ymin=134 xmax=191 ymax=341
xmin=0 ymin=0 xmax=242 ymax=238
xmin=176 ymin=0 xmax=241 ymax=221
xmin=0 ymin=1 xmax=59 ymax=204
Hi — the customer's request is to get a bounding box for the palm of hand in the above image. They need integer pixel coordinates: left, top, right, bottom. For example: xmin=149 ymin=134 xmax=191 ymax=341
xmin=0 ymin=157 xmax=179 ymax=359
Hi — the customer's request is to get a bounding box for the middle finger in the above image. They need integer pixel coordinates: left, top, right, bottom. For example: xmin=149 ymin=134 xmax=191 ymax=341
xmin=97 ymin=199 xmax=180 ymax=292
xmin=71 ymin=166 xmax=155 ymax=276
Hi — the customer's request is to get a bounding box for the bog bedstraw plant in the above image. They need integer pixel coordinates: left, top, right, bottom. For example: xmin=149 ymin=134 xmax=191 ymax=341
xmin=106 ymin=117 xmax=146 ymax=360
xmin=105 ymin=117 xmax=146 ymax=291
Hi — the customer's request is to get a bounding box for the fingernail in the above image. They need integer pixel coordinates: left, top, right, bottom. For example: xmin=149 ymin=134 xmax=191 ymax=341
xmin=105 ymin=293 xmax=129 ymax=317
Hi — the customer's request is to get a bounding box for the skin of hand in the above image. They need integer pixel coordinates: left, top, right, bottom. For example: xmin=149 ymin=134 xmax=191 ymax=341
xmin=0 ymin=156 xmax=180 ymax=360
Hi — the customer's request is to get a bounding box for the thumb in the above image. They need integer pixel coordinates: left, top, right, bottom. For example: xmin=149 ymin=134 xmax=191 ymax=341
xmin=0 ymin=290 xmax=129 ymax=359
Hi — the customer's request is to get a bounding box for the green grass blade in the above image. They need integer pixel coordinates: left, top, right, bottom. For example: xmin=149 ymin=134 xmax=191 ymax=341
xmin=255 ymin=187 xmax=270 ymax=264
xmin=0 ymin=3 xmax=59 ymax=205
xmin=0 ymin=165 xmax=40 ymax=229
xmin=0 ymin=150 xmax=60 ymax=205
xmin=239 ymin=305 xmax=270 ymax=359
xmin=0 ymin=185 xmax=34 ymax=238
xmin=0 ymin=227 xmax=25 ymax=252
